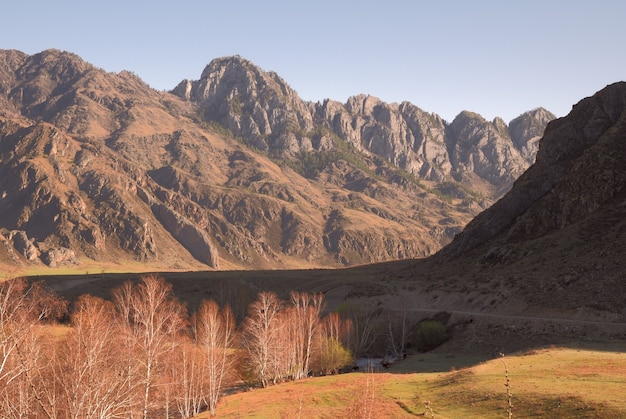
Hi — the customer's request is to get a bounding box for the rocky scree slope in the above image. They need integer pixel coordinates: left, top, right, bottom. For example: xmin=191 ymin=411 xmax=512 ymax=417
xmin=0 ymin=49 xmax=552 ymax=272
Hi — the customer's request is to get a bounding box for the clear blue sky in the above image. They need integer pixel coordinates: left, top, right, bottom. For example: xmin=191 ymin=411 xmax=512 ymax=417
xmin=2 ymin=0 xmax=625 ymax=122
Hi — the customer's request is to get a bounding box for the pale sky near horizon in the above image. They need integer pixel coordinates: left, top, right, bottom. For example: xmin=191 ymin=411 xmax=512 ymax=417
xmin=2 ymin=1 xmax=625 ymax=123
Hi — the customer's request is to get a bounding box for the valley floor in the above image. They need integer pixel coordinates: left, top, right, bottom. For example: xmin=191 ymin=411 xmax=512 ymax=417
xmin=202 ymin=342 xmax=626 ymax=418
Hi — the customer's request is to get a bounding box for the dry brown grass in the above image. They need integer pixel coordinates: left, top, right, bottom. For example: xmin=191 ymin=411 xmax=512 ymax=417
xmin=194 ymin=345 xmax=626 ymax=418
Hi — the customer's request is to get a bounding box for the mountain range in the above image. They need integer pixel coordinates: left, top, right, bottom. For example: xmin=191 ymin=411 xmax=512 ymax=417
xmin=1 ymin=49 xmax=555 ymax=273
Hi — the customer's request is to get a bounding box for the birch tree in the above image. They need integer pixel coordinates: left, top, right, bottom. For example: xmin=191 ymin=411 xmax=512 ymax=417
xmin=163 ymin=339 xmax=205 ymax=419
xmin=288 ymin=291 xmax=323 ymax=379
xmin=0 ymin=278 xmax=66 ymax=418
xmin=57 ymin=294 xmax=135 ymax=419
xmin=113 ymin=275 xmax=186 ymax=419
xmin=242 ymin=292 xmax=282 ymax=387
xmin=193 ymin=299 xmax=235 ymax=416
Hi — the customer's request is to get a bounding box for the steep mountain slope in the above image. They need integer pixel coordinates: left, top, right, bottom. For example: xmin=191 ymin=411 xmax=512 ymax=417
xmin=0 ymin=49 xmax=552 ymax=273
xmin=442 ymin=82 xmax=626 ymax=257
xmin=416 ymin=82 xmax=626 ymax=315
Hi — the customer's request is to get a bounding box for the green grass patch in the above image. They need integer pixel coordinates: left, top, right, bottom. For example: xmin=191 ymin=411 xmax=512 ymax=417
xmin=197 ymin=346 xmax=626 ymax=418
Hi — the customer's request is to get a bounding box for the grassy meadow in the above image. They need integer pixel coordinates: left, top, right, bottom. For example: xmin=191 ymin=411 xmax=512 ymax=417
xmin=200 ymin=344 xmax=626 ymax=418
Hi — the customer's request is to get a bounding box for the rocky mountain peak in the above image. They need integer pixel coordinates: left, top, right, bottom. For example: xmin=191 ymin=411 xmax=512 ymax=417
xmin=508 ymin=107 xmax=556 ymax=161
xmin=536 ymin=83 xmax=626 ymax=164
xmin=0 ymin=49 xmax=91 ymax=118
xmin=20 ymin=49 xmax=89 ymax=75
xmin=14 ymin=49 xmax=91 ymax=92
xmin=447 ymin=111 xmax=525 ymax=194
xmin=173 ymin=55 xmax=314 ymax=154
xmin=344 ymin=94 xmax=395 ymax=116
xmin=0 ymin=50 xmax=27 ymax=86
xmin=173 ymin=55 xmax=555 ymax=200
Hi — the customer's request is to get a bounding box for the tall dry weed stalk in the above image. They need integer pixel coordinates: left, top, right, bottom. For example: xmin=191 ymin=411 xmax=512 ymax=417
xmin=500 ymin=353 xmax=513 ymax=419
xmin=347 ymin=364 xmax=379 ymax=418
xmin=280 ymin=381 xmax=307 ymax=419
xmin=424 ymin=400 xmax=435 ymax=418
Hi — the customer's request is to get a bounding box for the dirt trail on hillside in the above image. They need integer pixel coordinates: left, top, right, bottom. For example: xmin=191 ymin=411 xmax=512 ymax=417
xmin=409 ymin=307 xmax=626 ymax=327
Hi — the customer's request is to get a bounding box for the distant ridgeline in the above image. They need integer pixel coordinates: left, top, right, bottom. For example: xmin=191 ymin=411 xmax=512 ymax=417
xmin=0 ymin=49 xmax=553 ymax=271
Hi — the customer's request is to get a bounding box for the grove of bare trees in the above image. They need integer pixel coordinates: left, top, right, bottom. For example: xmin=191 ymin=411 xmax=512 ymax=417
xmin=0 ymin=275 xmax=362 ymax=418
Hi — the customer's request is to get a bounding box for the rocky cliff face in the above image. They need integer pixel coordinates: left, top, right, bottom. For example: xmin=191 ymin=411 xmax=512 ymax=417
xmin=173 ymin=56 xmax=315 ymax=154
xmin=508 ymin=107 xmax=555 ymax=161
xmin=175 ymin=56 xmax=554 ymax=200
xmin=0 ymin=49 xmax=554 ymax=272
